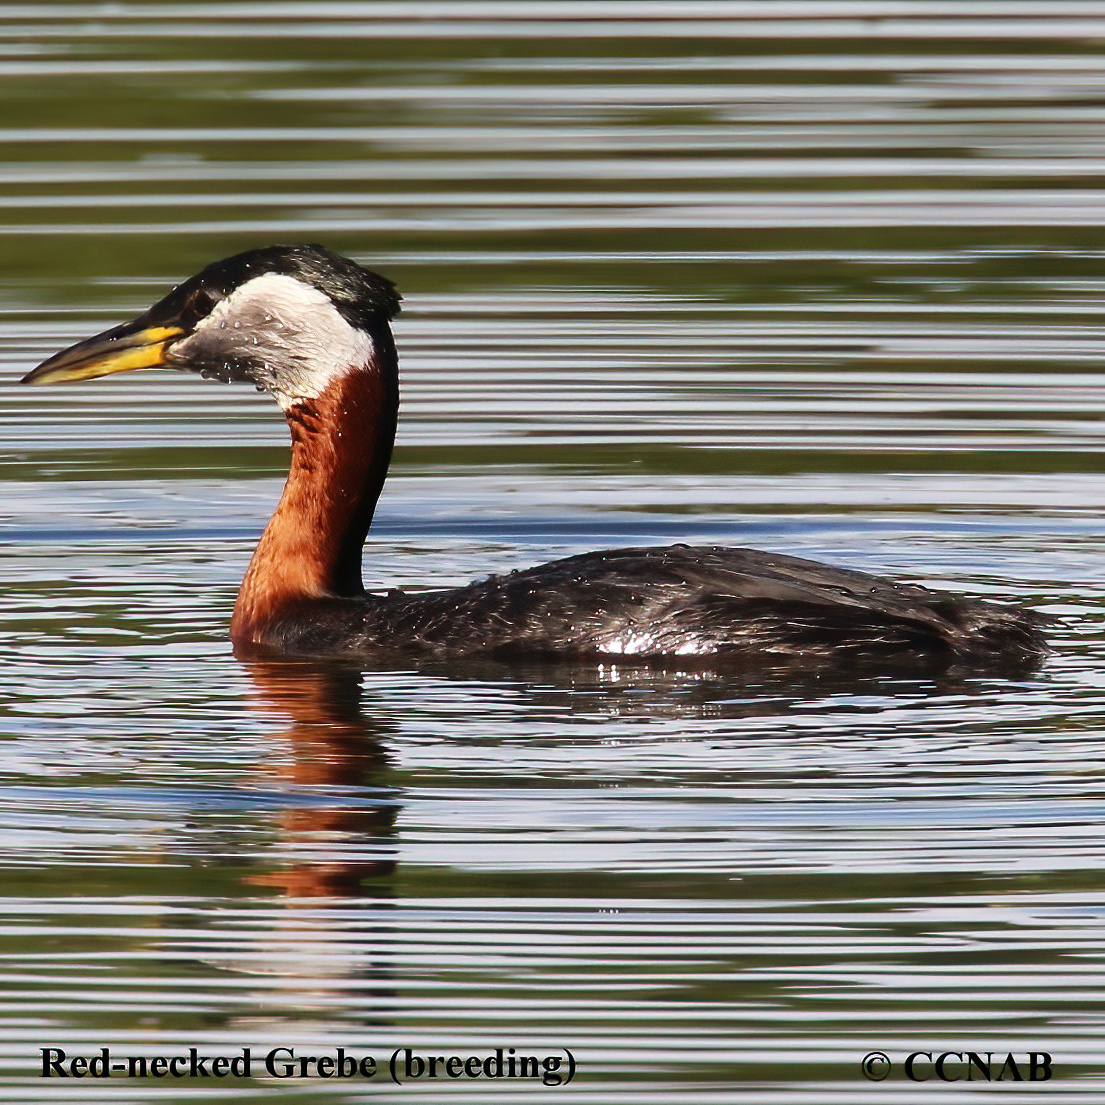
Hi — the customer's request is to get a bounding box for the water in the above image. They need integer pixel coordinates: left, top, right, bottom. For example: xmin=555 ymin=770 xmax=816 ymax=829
xmin=3 ymin=2 xmax=1105 ymax=1101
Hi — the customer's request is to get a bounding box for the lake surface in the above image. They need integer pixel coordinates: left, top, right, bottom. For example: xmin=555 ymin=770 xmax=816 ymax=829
xmin=3 ymin=2 xmax=1105 ymax=1101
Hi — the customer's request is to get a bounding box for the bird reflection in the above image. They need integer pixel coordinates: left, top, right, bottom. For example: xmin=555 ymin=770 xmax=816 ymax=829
xmin=404 ymin=652 xmax=994 ymax=722
xmin=239 ymin=658 xmax=398 ymax=898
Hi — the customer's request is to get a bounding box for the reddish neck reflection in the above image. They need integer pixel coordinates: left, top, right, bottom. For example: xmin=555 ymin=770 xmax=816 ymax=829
xmin=240 ymin=659 xmax=397 ymax=898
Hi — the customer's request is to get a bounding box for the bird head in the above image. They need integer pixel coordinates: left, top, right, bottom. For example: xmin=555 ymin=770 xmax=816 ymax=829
xmin=22 ymin=244 xmax=401 ymax=409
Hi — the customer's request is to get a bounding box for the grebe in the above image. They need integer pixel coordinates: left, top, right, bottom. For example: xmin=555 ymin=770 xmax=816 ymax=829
xmin=23 ymin=245 xmax=1047 ymax=671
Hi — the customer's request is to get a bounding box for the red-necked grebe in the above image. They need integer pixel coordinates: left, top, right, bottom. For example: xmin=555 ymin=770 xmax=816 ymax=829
xmin=22 ymin=245 xmax=1048 ymax=670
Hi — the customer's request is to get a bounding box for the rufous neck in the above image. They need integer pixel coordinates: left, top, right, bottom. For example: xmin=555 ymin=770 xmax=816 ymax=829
xmin=231 ymin=339 xmax=398 ymax=645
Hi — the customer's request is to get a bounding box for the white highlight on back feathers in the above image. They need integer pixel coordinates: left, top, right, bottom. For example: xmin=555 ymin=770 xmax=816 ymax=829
xmin=601 ymin=631 xmax=708 ymax=656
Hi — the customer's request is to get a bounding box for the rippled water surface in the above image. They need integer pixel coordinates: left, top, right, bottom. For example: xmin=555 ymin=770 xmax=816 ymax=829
xmin=4 ymin=3 xmax=1105 ymax=1102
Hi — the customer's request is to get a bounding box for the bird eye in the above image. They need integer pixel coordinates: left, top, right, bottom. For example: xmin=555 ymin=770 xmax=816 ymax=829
xmin=167 ymin=286 xmax=221 ymax=330
xmin=191 ymin=288 xmax=217 ymax=315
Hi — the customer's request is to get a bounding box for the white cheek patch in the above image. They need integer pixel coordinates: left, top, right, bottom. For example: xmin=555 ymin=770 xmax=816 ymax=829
xmin=175 ymin=272 xmax=376 ymax=410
